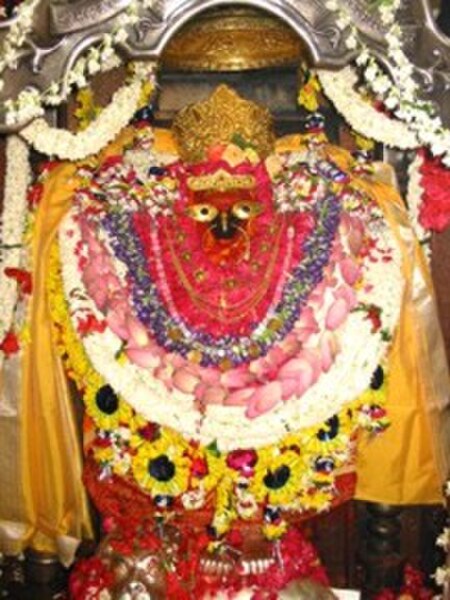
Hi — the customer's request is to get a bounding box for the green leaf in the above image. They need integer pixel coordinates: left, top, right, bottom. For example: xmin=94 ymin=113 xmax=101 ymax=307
xmin=206 ymin=440 xmax=221 ymax=457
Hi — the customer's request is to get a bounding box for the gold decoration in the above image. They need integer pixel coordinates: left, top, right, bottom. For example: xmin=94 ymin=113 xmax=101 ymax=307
xmin=172 ymin=85 xmax=275 ymax=162
xmin=161 ymin=7 xmax=305 ymax=72
xmin=187 ymin=170 xmax=256 ymax=193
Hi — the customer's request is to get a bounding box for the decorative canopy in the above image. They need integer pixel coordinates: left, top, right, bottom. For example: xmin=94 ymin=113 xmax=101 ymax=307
xmin=0 ymin=0 xmax=449 ymax=132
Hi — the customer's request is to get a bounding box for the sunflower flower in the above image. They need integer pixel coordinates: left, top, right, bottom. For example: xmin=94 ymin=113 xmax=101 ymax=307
xmin=252 ymin=448 xmax=304 ymax=506
xmin=132 ymin=435 xmax=190 ymax=498
xmin=85 ymin=376 xmax=133 ymax=430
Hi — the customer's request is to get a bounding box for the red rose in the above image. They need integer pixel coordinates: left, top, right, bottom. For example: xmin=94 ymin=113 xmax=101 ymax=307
xmin=4 ymin=267 xmax=32 ymax=295
xmin=226 ymin=448 xmax=258 ymax=476
xmin=26 ymin=183 xmax=43 ymax=208
xmin=76 ymin=314 xmax=107 ymax=337
xmin=419 ymin=153 xmax=450 ymax=232
xmin=138 ymin=422 xmax=160 ymax=441
xmin=191 ymin=457 xmax=209 ymax=478
xmin=0 ymin=331 xmax=20 ymax=356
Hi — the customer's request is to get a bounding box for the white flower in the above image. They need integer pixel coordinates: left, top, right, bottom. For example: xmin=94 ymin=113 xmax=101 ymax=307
xmin=371 ymin=75 xmax=391 ymax=95
xmin=364 ymin=64 xmax=379 ymax=82
xmin=445 ymin=481 xmax=450 ymax=497
xmin=336 ymin=16 xmax=351 ymax=29
xmin=113 ymin=28 xmax=129 ymax=44
xmin=356 ymin=49 xmax=371 ymax=66
xmin=345 ymin=35 xmax=358 ymax=50
xmin=325 ymin=0 xmax=339 ymax=10
xmin=434 ymin=566 xmax=450 ymax=587
xmin=436 ymin=528 xmax=450 ymax=549
xmin=384 ymin=95 xmax=399 ymax=110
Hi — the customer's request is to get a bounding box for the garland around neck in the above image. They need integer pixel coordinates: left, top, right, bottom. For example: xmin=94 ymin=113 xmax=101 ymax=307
xmin=57 ymin=145 xmax=404 ymax=452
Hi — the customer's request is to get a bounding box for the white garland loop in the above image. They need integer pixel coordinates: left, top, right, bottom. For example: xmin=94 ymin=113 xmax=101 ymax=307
xmin=1 ymin=0 xmax=156 ymax=125
xmin=20 ymin=62 xmax=156 ymax=161
xmin=0 ymin=135 xmax=31 ymax=359
xmin=0 ymin=0 xmax=40 ymax=92
xmin=317 ymin=66 xmax=418 ymax=150
xmin=328 ymin=0 xmax=450 ymax=166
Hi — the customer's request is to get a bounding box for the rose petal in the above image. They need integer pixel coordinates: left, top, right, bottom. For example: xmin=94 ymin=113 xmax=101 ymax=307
xmin=221 ymin=367 xmax=254 ymax=389
xmin=126 ymin=317 xmax=149 ymax=348
xmin=325 ymin=298 xmax=350 ymax=331
xmin=224 ymin=387 xmax=256 ymax=406
xmin=172 ymin=368 xmax=200 ymax=394
xmin=203 ymin=385 xmax=227 ymax=405
xmin=280 ymin=378 xmax=299 ymax=400
xmin=245 ymin=381 xmax=282 ymax=418
xmin=125 ymin=347 xmax=160 ymax=369
xmin=340 ymin=258 xmax=361 ymax=286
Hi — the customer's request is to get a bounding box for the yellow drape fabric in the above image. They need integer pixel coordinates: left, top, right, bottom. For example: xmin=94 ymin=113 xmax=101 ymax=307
xmin=0 ymin=161 xmax=92 ymax=563
xmin=327 ymin=145 xmax=449 ymax=504
xmin=354 ymin=179 xmax=449 ymax=504
xmin=0 ymin=129 xmax=447 ymax=563
xmin=0 ymin=129 xmax=135 ymax=561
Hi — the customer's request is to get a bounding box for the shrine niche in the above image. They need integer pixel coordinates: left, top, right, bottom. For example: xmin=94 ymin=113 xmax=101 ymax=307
xmin=0 ymin=1 xmax=450 ymax=599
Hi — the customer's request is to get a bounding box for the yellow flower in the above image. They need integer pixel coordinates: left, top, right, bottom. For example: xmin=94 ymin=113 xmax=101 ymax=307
xmin=298 ymin=74 xmax=322 ymax=112
xmin=352 ymin=132 xmax=375 ymax=152
xmin=211 ymin=476 xmax=236 ymax=536
xmin=93 ymin=445 xmax=115 ymax=464
xmin=74 ymin=88 xmax=102 ymax=131
xmin=304 ymin=410 xmax=355 ymax=458
xmin=187 ymin=444 xmax=225 ymax=492
xmin=111 ymin=454 xmax=132 ymax=477
xmin=263 ymin=519 xmax=288 ymax=540
xmin=299 ymin=488 xmax=333 ymax=513
xmin=132 ymin=435 xmax=190 ymax=498
xmin=138 ymin=80 xmax=154 ymax=109
xmin=251 ymin=448 xmax=304 ymax=506
xmin=18 ymin=323 xmax=31 ymax=345
xmin=85 ymin=375 xmax=133 ymax=430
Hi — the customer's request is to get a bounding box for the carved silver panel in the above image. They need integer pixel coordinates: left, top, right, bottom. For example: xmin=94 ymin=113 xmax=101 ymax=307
xmin=0 ymin=0 xmax=449 ymax=133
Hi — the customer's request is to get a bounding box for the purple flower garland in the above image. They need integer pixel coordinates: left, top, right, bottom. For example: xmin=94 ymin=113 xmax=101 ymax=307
xmin=101 ymin=192 xmax=341 ymax=367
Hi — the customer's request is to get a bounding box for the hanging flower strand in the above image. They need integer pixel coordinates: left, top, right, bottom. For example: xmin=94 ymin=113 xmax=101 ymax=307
xmin=1 ymin=0 xmax=156 ymax=126
xmin=327 ymin=0 xmax=450 ymax=167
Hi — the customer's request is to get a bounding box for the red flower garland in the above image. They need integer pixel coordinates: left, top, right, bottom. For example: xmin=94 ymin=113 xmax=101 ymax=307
xmin=419 ymin=152 xmax=450 ymax=233
xmin=0 ymin=330 xmax=20 ymax=356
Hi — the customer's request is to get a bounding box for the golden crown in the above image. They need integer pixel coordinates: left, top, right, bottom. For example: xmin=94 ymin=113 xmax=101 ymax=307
xmin=172 ymin=85 xmax=275 ymax=163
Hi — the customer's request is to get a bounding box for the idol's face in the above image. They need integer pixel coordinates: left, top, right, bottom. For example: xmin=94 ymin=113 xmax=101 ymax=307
xmin=186 ymin=190 xmax=263 ymax=241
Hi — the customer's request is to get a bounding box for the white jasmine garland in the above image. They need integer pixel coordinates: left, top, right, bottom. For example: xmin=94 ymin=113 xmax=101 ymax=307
xmin=58 ymin=176 xmax=404 ymax=451
xmin=1 ymin=1 xmax=155 ymax=126
xmin=21 ymin=63 xmax=156 ymax=160
xmin=316 ymin=67 xmax=418 ymax=149
xmin=0 ymin=0 xmax=41 ymax=86
xmin=0 ymin=135 xmax=31 ymax=362
xmin=330 ymin=0 xmax=450 ymax=166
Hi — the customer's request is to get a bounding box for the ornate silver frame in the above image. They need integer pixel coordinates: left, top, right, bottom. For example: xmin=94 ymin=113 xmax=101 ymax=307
xmin=0 ymin=0 xmax=449 ymax=132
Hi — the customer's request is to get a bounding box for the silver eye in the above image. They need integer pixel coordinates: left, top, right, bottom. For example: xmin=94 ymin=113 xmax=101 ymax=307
xmin=231 ymin=201 xmax=263 ymax=220
xmin=186 ymin=203 xmax=219 ymax=223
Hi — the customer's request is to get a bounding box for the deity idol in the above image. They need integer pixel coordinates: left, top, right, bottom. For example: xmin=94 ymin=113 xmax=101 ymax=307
xmin=36 ymin=85 xmax=447 ymax=598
